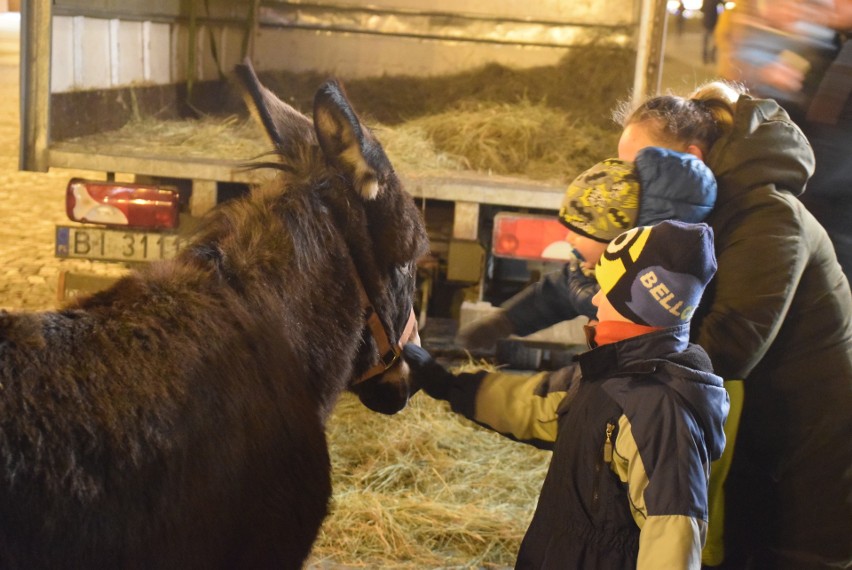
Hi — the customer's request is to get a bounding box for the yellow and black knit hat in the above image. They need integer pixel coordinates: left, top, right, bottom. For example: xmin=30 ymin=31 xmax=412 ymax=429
xmin=595 ymin=220 xmax=717 ymax=327
xmin=558 ymin=158 xmax=640 ymax=243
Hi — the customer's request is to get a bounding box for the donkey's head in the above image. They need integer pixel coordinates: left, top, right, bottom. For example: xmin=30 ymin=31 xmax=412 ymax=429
xmin=236 ymin=60 xmax=429 ymax=415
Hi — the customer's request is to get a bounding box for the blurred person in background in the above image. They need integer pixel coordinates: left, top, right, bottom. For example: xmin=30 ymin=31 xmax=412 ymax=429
xmin=702 ymin=0 xmax=725 ymax=65
xmin=719 ymin=0 xmax=852 ymax=281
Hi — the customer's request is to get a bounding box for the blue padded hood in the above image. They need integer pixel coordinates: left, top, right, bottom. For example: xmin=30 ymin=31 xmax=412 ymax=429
xmin=634 ymin=146 xmax=717 ymax=226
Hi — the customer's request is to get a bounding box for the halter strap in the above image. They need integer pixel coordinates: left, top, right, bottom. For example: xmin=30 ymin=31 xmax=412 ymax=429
xmin=349 ymin=265 xmax=417 ymax=386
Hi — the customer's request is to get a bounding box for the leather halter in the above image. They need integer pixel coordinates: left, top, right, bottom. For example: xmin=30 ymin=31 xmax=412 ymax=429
xmin=350 ymin=268 xmax=417 ymax=386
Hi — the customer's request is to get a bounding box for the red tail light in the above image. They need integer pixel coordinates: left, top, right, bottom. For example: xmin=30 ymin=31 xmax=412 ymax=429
xmin=66 ymin=178 xmax=180 ymax=230
xmin=492 ymin=212 xmax=574 ymax=261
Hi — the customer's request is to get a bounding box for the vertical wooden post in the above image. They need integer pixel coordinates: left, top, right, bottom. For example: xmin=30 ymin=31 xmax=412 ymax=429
xmin=632 ymin=0 xmax=668 ymax=107
xmin=452 ymin=201 xmax=479 ymax=240
xmin=19 ymin=0 xmax=51 ymax=172
xmin=190 ymin=179 xmax=218 ymax=216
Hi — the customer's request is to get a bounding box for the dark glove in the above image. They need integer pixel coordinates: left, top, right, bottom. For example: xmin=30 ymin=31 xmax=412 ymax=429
xmin=402 ymin=344 xmax=457 ymax=400
xmin=565 ymin=260 xmax=599 ymax=319
xmin=454 ymin=309 xmax=515 ymax=352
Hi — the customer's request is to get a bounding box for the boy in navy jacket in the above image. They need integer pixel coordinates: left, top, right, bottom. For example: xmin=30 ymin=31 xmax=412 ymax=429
xmin=405 ymin=220 xmax=730 ymax=569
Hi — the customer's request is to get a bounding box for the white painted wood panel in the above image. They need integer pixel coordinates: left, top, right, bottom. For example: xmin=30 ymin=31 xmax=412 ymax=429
xmin=51 ymin=16 xmax=75 ymax=92
xmin=146 ymin=22 xmax=172 ymax=84
xmin=115 ymin=19 xmax=144 ymax=85
xmin=52 ymin=16 xmax=177 ymax=91
xmin=75 ymin=16 xmax=110 ymax=88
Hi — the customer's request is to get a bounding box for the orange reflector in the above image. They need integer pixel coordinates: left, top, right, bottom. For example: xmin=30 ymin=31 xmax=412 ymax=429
xmin=492 ymin=212 xmax=574 ymax=261
xmin=66 ymin=178 xmax=179 ymax=230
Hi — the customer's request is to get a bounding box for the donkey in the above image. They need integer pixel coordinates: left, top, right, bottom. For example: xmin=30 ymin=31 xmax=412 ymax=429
xmin=0 ymin=60 xmax=429 ymax=569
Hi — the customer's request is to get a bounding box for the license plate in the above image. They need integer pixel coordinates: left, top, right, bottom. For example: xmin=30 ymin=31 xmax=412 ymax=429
xmin=55 ymin=225 xmax=183 ymax=262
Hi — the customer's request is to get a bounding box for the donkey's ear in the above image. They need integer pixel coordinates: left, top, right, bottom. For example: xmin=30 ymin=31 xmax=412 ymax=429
xmin=235 ymin=58 xmax=315 ymax=152
xmin=313 ymin=79 xmax=391 ymax=200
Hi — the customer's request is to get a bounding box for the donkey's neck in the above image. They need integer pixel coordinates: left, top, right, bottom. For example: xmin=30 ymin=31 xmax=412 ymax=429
xmin=194 ymin=183 xmax=379 ymax=417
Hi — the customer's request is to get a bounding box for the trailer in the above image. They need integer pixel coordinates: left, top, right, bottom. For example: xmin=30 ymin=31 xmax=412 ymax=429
xmin=19 ymin=0 xmax=669 ymax=330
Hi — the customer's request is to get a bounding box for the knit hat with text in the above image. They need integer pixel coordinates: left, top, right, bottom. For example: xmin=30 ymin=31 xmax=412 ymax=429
xmin=595 ymin=220 xmax=717 ymax=327
xmin=558 ymin=147 xmax=716 ymax=243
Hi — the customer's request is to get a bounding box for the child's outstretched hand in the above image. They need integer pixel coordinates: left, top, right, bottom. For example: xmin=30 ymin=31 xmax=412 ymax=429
xmin=402 ymin=344 xmax=456 ymax=400
xmin=454 ymin=309 xmax=515 ymax=352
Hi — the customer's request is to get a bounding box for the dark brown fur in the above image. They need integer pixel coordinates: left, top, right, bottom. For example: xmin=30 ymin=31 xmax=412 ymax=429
xmin=0 ymin=70 xmax=428 ymax=569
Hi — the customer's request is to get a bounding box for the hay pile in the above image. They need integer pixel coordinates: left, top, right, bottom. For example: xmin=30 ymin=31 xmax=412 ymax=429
xmin=261 ymin=44 xmax=633 ymax=183
xmin=403 ymin=99 xmax=614 ymax=181
xmin=62 ymin=45 xmax=632 ymax=184
xmin=371 ymin=123 xmax=468 ymax=175
xmin=261 ymin=44 xmax=632 ymax=128
xmin=311 ymin=363 xmax=551 ymax=569
xmin=61 ymin=115 xmax=269 ymax=161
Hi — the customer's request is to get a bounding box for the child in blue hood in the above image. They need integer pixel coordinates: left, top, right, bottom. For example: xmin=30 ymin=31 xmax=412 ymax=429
xmin=404 ymin=220 xmax=730 ymax=569
xmin=456 ymin=146 xmax=717 ymax=352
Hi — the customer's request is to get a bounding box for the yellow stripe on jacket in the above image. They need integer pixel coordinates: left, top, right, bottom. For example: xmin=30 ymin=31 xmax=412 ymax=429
xmin=612 ymin=414 xmax=705 ymax=570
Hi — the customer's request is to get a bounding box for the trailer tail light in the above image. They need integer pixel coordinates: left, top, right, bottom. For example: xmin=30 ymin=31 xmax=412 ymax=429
xmin=66 ymin=178 xmax=179 ymax=230
xmin=491 ymin=212 xmax=574 ymax=261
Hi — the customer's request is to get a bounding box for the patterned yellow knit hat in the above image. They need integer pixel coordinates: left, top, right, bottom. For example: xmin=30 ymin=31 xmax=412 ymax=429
xmin=558 ymin=158 xmax=640 ymax=243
